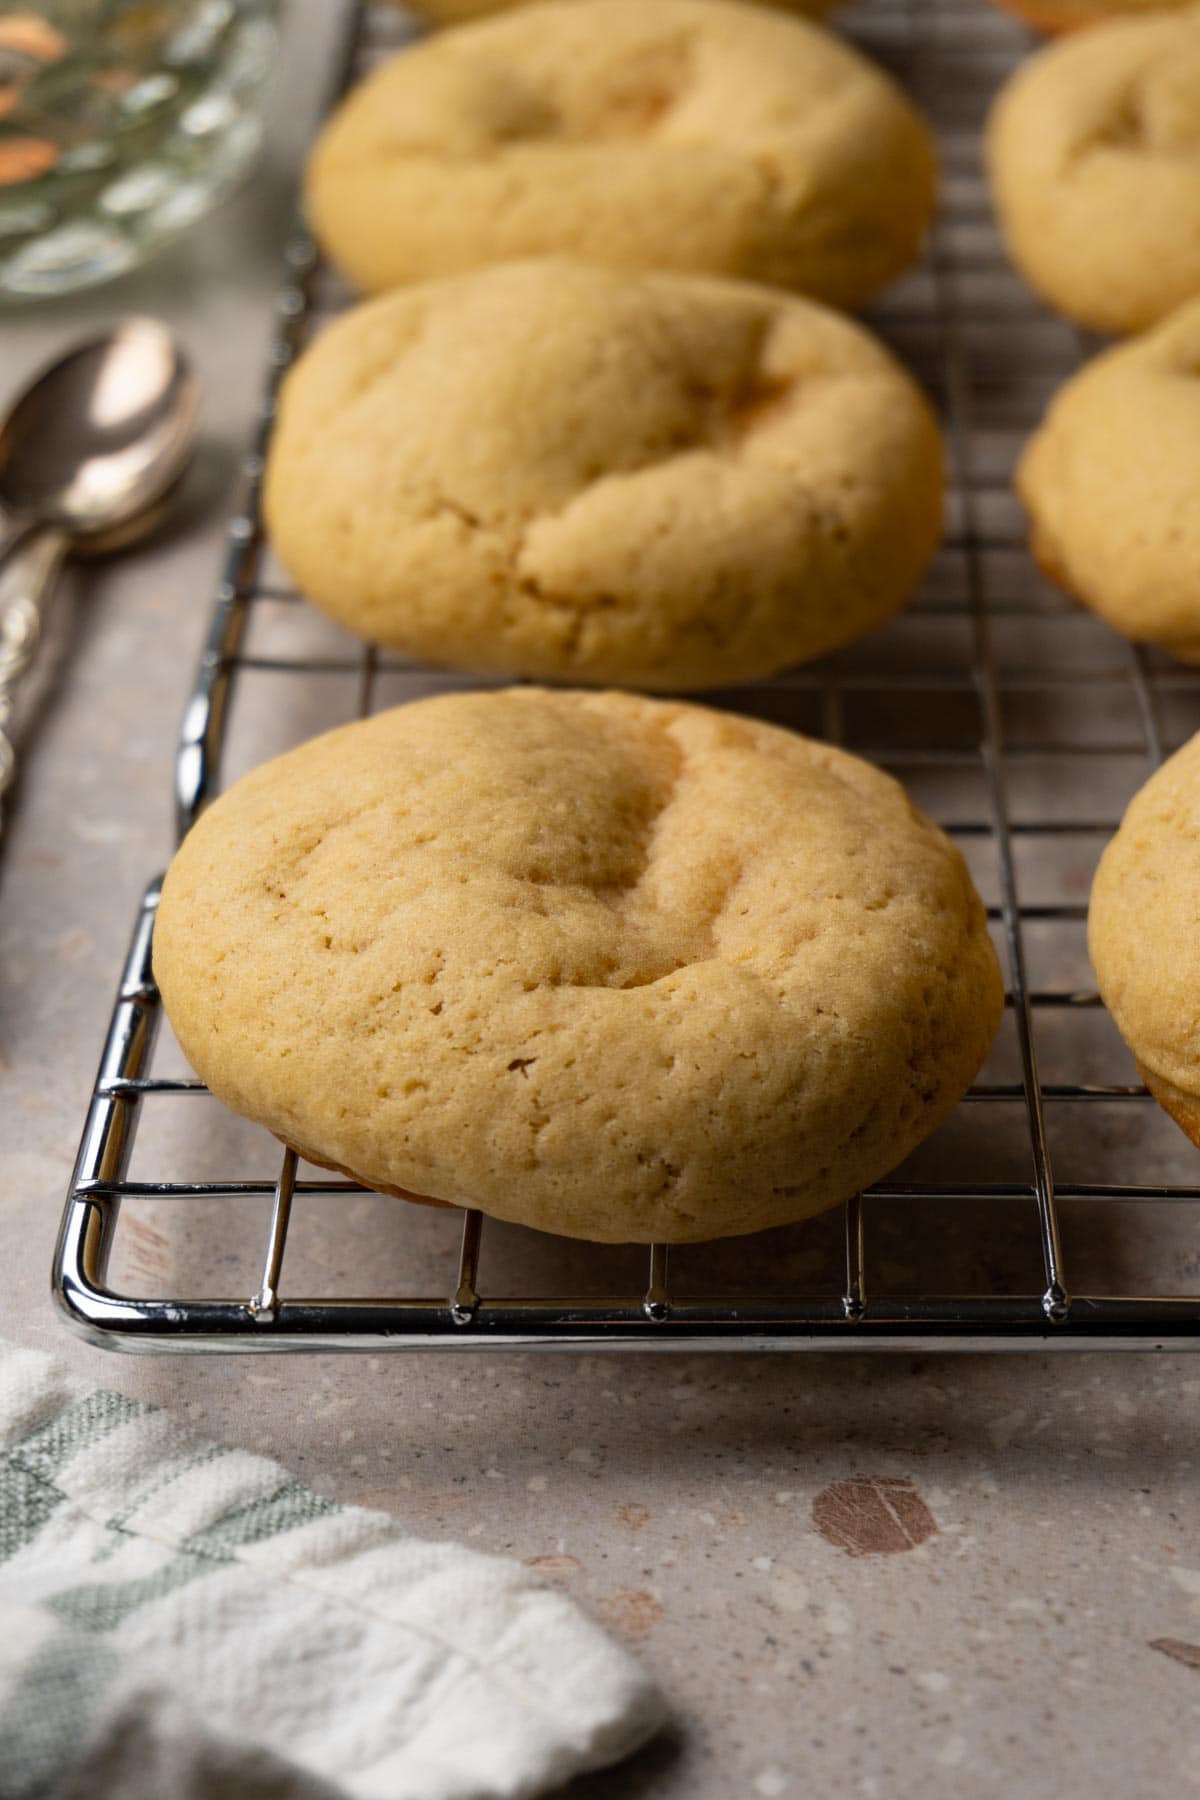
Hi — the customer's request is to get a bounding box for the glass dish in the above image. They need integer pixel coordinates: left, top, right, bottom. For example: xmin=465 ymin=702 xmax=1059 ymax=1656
xmin=0 ymin=1 xmax=279 ymax=299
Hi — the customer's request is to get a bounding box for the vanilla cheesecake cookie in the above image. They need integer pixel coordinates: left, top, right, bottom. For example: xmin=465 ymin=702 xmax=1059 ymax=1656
xmin=987 ymin=7 xmax=1200 ymax=333
xmin=989 ymin=0 xmax=1193 ymax=34
xmin=308 ymin=0 xmax=936 ymax=307
xmin=1017 ymin=296 xmax=1200 ymax=660
xmin=155 ymin=688 xmax=1003 ymax=1245
xmin=264 ymin=260 xmax=944 ymax=691
xmin=1090 ymin=735 xmax=1200 ymax=1144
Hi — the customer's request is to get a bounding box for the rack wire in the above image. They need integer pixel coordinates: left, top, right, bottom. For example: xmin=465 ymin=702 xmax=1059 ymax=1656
xmin=53 ymin=0 xmax=1200 ymax=1352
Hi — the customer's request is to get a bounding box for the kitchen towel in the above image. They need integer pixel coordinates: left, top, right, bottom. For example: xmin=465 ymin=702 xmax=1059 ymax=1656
xmin=0 ymin=1339 xmax=665 ymax=1800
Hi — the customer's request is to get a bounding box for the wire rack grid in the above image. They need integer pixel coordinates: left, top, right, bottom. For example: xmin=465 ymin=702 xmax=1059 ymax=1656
xmin=53 ymin=0 xmax=1200 ymax=1353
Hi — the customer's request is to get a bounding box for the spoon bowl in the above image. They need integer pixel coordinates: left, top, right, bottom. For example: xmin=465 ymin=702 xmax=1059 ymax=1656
xmin=0 ymin=319 xmax=200 ymax=541
xmin=0 ymin=317 xmax=200 ymax=829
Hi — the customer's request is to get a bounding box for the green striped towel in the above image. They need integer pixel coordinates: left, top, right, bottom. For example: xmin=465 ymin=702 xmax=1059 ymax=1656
xmin=0 ymin=1341 xmax=665 ymax=1799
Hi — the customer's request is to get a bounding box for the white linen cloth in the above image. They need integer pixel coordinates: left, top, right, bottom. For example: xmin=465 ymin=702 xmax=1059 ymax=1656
xmin=0 ymin=1340 xmax=665 ymax=1799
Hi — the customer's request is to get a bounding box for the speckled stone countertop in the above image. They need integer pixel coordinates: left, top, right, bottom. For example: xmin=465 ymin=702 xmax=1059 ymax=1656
xmin=4 ymin=5 xmax=1200 ymax=1795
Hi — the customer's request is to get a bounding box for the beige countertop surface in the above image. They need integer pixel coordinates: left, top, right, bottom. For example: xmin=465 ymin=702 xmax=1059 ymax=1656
xmin=5 ymin=3 xmax=1200 ymax=1795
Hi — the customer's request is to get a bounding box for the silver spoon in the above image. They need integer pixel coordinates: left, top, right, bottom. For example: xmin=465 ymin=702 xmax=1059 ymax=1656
xmin=0 ymin=319 xmax=200 ymax=823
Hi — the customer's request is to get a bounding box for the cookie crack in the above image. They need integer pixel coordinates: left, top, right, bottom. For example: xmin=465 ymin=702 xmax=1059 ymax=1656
xmin=573 ymin=27 xmax=701 ymax=144
xmin=513 ymin=723 xmax=753 ymax=992
xmin=1077 ymin=68 xmax=1200 ymax=162
xmin=594 ymin=727 xmax=749 ymax=985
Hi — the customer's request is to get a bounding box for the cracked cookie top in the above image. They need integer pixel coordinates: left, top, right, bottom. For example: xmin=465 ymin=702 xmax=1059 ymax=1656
xmin=305 ymin=0 xmax=936 ymax=307
xmin=263 ymin=259 xmax=944 ymax=691
xmin=154 ymin=687 xmax=1003 ymax=1243
xmin=987 ymin=5 xmax=1200 ymax=333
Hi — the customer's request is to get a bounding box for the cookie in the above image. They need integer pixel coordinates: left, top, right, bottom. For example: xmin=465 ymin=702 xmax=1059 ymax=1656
xmin=264 ymin=259 xmax=944 ymax=691
xmin=154 ymin=688 xmax=1003 ymax=1245
xmin=989 ymin=0 xmax=1193 ymax=34
xmin=1017 ymin=296 xmax=1200 ymax=661
xmin=1090 ymin=734 xmax=1200 ymax=1145
xmin=408 ymin=0 xmax=839 ymax=19
xmin=307 ymin=0 xmax=936 ymax=307
xmin=986 ymin=8 xmax=1200 ymax=333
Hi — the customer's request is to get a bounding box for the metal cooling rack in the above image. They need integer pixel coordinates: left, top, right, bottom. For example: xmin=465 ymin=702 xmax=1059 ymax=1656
xmin=53 ymin=0 xmax=1200 ymax=1353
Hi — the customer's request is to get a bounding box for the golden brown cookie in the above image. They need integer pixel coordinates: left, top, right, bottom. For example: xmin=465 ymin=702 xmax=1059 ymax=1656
xmin=155 ymin=688 xmax=1004 ymax=1244
xmin=986 ymin=7 xmax=1200 ymax=333
xmin=1090 ymin=734 xmax=1200 ymax=1146
xmin=988 ymin=0 xmax=1193 ymax=34
xmin=307 ymin=0 xmax=936 ymax=307
xmin=408 ymin=0 xmax=839 ymax=18
xmin=264 ymin=259 xmax=944 ymax=691
xmin=1017 ymin=296 xmax=1200 ymax=661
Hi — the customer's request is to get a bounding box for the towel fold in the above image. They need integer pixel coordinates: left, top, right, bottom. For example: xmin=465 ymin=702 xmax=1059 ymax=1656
xmin=0 ymin=1341 xmax=665 ymax=1800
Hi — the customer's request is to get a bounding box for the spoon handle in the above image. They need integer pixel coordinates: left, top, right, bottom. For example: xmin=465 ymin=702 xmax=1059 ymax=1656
xmin=0 ymin=524 xmax=69 ymax=829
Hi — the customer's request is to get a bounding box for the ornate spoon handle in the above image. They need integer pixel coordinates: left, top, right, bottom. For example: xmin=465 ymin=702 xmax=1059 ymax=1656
xmin=0 ymin=525 xmax=69 ymax=828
